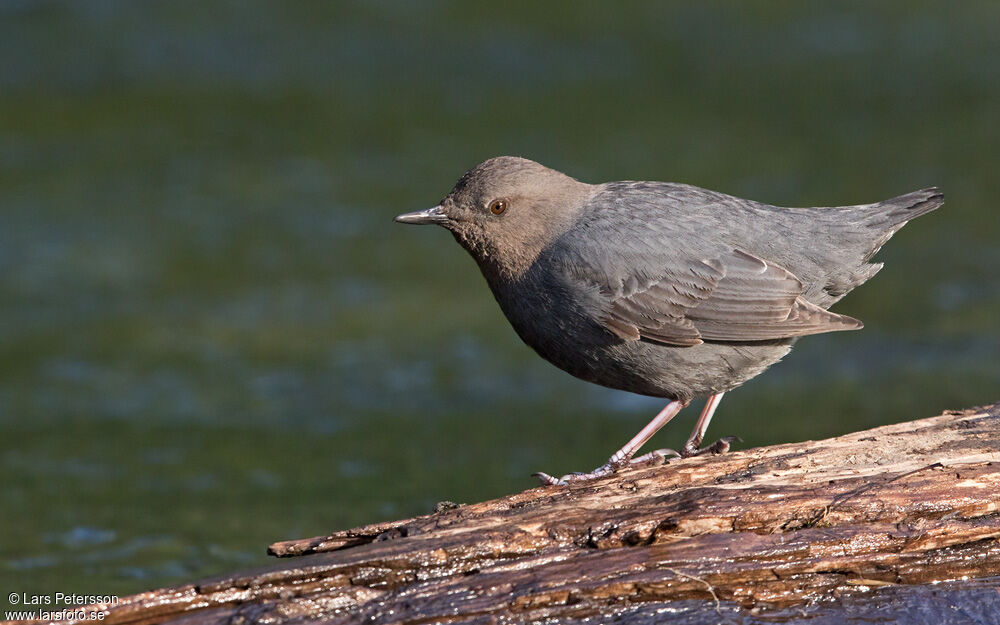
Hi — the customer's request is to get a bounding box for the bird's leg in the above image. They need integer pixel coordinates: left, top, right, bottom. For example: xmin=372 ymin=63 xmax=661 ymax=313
xmin=631 ymin=392 xmax=740 ymax=463
xmin=534 ymin=399 xmax=688 ymax=486
xmin=679 ymin=392 xmax=740 ymax=457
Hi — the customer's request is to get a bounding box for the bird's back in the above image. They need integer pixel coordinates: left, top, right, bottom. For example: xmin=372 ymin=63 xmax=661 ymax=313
xmin=555 ymin=182 xmax=942 ymax=309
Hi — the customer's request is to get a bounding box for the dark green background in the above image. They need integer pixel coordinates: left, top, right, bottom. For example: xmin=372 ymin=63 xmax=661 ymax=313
xmin=2 ymin=1 xmax=998 ymax=602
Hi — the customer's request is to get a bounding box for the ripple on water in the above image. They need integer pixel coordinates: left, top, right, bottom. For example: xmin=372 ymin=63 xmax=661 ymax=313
xmin=45 ymin=526 xmax=117 ymax=549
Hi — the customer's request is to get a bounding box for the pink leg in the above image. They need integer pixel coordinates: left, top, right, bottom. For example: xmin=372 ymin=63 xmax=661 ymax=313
xmin=682 ymin=392 xmax=724 ymax=455
xmin=631 ymin=392 xmax=740 ymax=464
xmin=680 ymin=392 xmax=740 ymax=457
xmin=534 ymin=399 xmax=689 ymax=486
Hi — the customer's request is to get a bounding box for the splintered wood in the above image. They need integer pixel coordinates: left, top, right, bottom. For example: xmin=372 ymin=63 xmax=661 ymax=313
xmin=90 ymin=404 xmax=1000 ymax=624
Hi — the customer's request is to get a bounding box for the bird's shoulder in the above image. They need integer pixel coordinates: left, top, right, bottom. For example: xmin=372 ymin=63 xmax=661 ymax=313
xmin=544 ymin=181 xmax=749 ymax=294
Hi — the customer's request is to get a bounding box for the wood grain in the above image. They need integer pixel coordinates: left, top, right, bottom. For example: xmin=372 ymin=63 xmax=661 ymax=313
xmin=75 ymin=403 xmax=1000 ymax=624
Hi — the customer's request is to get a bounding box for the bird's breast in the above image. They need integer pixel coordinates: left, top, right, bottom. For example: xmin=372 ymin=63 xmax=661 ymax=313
xmin=485 ymin=263 xmax=625 ymax=378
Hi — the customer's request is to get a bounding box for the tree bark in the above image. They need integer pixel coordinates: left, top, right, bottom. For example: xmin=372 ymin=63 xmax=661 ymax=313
xmin=81 ymin=403 xmax=1000 ymax=624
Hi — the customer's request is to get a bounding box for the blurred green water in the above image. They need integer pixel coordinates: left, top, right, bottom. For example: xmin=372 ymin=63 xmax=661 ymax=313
xmin=1 ymin=0 xmax=998 ymax=602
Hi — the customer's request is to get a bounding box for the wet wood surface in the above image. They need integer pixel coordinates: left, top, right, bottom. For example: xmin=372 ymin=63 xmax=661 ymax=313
xmin=79 ymin=403 xmax=1000 ymax=624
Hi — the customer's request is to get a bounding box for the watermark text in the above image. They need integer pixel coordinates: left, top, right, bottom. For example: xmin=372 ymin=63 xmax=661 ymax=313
xmin=6 ymin=592 xmax=118 ymax=621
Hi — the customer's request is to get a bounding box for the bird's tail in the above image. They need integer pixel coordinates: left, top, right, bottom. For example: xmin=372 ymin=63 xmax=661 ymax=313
xmin=863 ymin=187 xmax=944 ymax=230
xmin=814 ymin=187 xmax=942 ymax=300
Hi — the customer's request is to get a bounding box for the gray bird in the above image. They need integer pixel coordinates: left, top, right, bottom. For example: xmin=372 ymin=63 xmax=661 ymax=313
xmin=395 ymin=157 xmax=942 ymax=485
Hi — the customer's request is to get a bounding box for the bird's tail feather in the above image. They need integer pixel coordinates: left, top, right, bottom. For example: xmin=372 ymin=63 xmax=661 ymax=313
xmin=864 ymin=187 xmax=944 ymax=229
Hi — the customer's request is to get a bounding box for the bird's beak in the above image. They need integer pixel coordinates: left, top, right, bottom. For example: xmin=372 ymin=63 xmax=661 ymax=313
xmin=394 ymin=205 xmax=447 ymax=225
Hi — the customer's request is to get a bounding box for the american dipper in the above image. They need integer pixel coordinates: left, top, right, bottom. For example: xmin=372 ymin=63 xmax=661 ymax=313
xmin=395 ymin=157 xmax=942 ymax=485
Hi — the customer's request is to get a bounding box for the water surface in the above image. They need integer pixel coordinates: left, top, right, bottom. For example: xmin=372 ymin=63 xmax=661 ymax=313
xmin=1 ymin=1 xmax=998 ymax=601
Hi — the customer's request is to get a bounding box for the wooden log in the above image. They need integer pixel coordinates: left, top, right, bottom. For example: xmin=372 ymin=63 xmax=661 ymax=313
xmin=81 ymin=403 xmax=999 ymax=624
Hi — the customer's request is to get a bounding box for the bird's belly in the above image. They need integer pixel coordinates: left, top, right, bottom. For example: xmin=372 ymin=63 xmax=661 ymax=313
xmin=492 ymin=270 xmax=793 ymax=401
xmin=592 ymin=340 xmax=793 ymax=400
xmin=560 ymin=341 xmax=789 ymax=400
xmin=506 ymin=305 xmax=792 ymax=400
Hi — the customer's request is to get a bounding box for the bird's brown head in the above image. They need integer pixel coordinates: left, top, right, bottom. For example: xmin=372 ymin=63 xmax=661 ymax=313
xmin=395 ymin=156 xmax=593 ymax=280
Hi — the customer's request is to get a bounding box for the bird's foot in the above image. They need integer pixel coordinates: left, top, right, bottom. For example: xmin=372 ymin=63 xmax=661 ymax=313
xmin=533 ymin=464 xmax=614 ymax=487
xmin=533 ymin=454 xmax=632 ymax=486
xmin=533 ymin=449 xmax=682 ymax=486
xmin=680 ymin=436 xmax=742 ymax=458
xmin=534 ymin=438 xmax=742 ymax=486
xmin=629 ymin=448 xmax=681 ymax=466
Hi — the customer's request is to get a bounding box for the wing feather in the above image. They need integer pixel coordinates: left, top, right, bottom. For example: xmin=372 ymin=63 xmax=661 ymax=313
xmin=600 ymin=249 xmax=862 ymax=346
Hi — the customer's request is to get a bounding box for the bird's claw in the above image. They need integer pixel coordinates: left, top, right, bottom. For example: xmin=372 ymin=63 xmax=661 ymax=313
xmin=629 ymin=448 xmax=681 ymax=466
xmin=534 ymin=449 xmax=687 ymax=486
xmin=532 ymin=471 xmax=568 ymax=486
xmin=533 ymin=462 xmax=620 ymax=486
xmin=681 ymin=435 xmax=742 ymax=457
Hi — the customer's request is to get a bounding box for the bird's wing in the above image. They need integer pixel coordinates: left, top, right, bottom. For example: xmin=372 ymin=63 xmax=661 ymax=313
xmin=600 ymin=249 xmax=862 ymax=346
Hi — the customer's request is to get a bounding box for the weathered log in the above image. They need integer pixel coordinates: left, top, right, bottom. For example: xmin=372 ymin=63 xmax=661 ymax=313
xmin=76 ymin=403 xmax=999 ymax=624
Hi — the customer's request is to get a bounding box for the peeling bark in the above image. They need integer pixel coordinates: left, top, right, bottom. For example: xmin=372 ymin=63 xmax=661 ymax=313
xmin=80 ymin=403 xmax=1000 ymax=624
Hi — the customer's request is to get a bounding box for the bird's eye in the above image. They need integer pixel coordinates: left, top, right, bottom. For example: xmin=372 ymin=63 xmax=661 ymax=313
xmin=489 ymin=199 xmax=508 ymax=215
